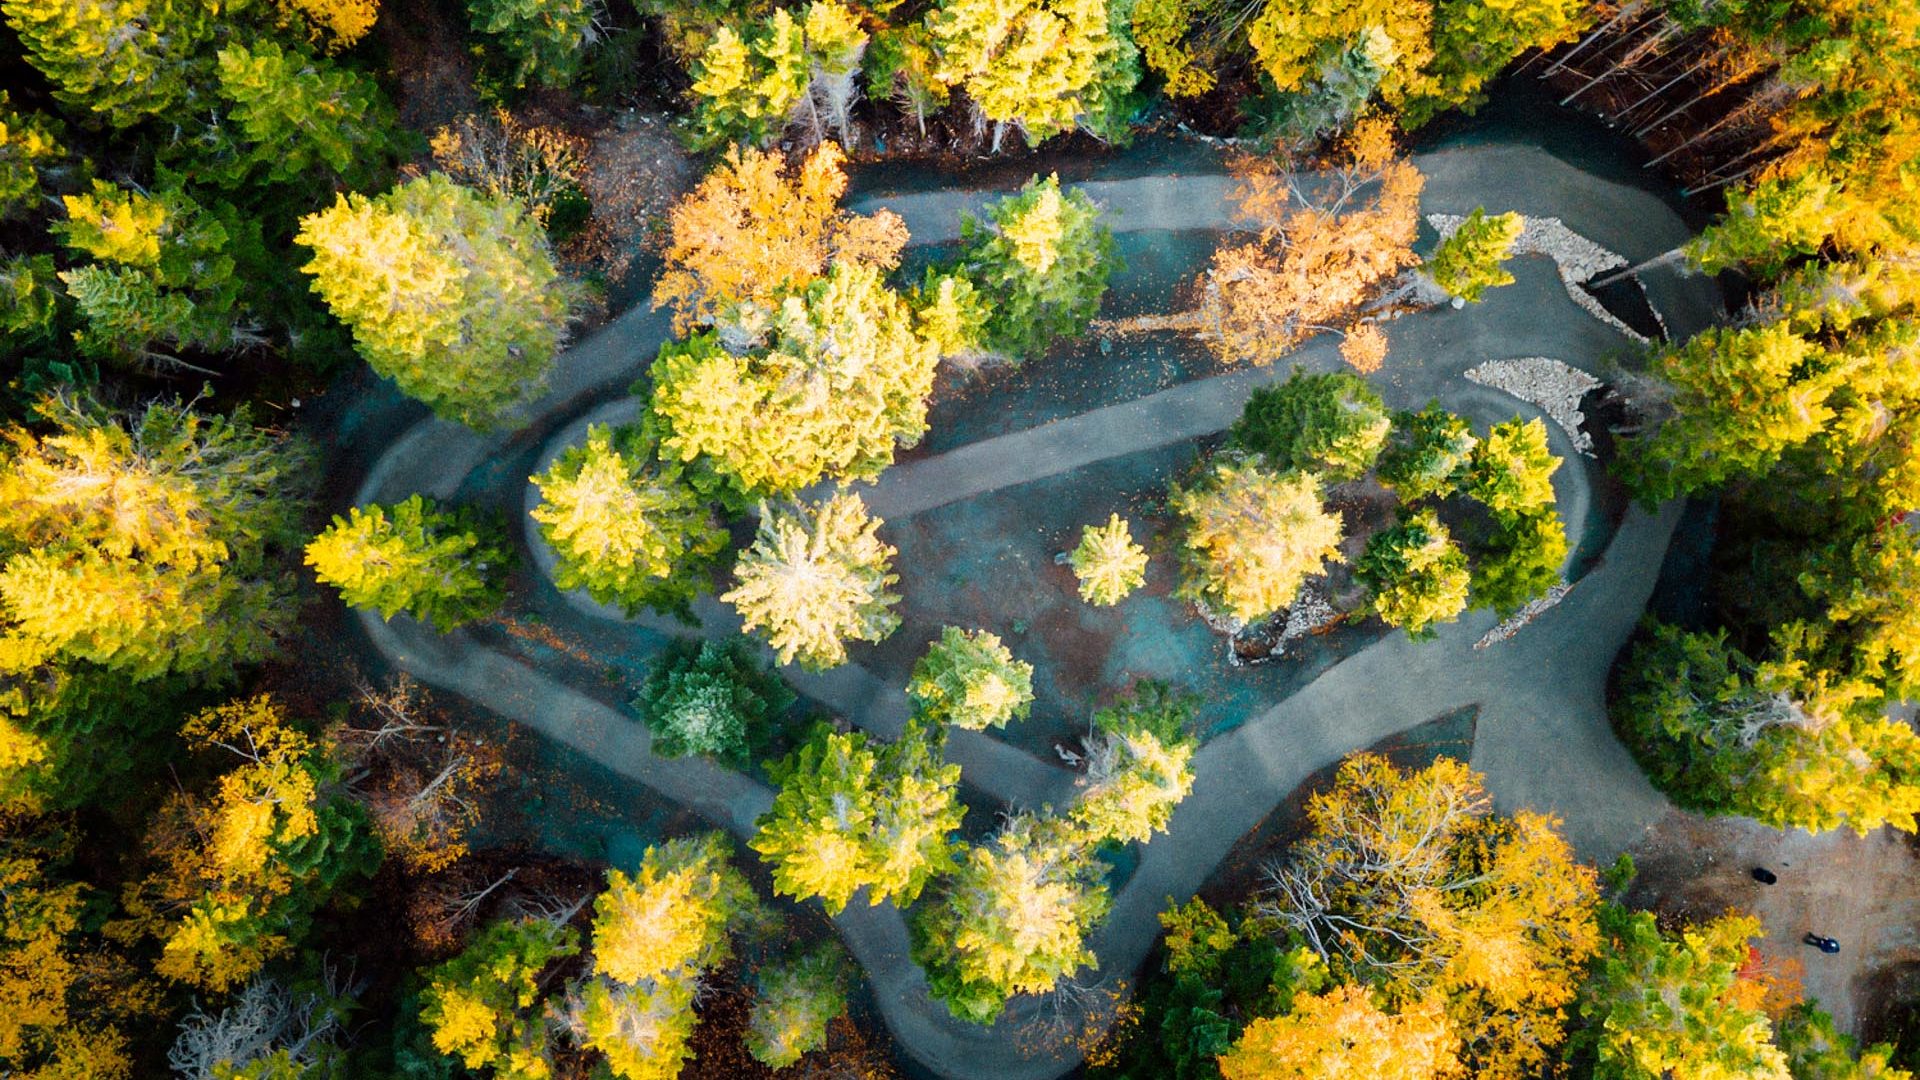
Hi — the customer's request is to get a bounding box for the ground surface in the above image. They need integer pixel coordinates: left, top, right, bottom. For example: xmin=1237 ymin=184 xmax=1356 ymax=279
xmin=337 ymin=130 xmax=1852 ymax=1080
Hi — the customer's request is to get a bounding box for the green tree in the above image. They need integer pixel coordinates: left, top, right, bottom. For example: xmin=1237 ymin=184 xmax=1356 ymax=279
xmin=1070 ymin=681 xmax=1198 ymax=844
xmin=1425 ymin=209 xmax=1523 ymax=303
xmin=1070 ymin=513 xmax=1150 ymax=605
xmin=1356 ymin=510 xmax=1471 ymax=639
xmin=0 ymin=93 xmax=63 ymax=216
xmin=924 ymin=0 xmax=1137 ymax=147
xmin=305 ymin=495 xmax=508 ymax=629
xmin=908 ymin=626 xmax=1035 ymax=731
xmin=111 ymin=697 xmax=378 ymax=992
xmin=648 ymin=262 xmax=938 ymax=501
xmin=296 ymin=173 xmax=573 ymax=429
xmin=0 ymin=394 xmax=311 ymax=684
xmin=591 ymin=833 xmax=755 ymax=986
xmin=752 ymin=722 xmax=963 ymax=912
xmin=1171 ymin=459 xmax=1344 ymax=624
xmin=1469 ymin=510 xmax=1567 ymax=617
xmin=199 ymin=42 xmax=396 ymax=189
xmin=1775 ymin=1001 xmax=1914 ymax=1080
xmin=1578 ymin=905 xmax=1791 ymax=1080
xmin=631 ymin=637 xmax=795 ymax=766
xmin=912 ymin=813 xmax=1110 ymax=1024
xmin=954 ymin=174 xmax=1120 ymax=360
xmin=467 ymin=0 xmax=600 ymax=88
xmin=1465 ymin=418 xmax=1559 ymax=526
xmin=723 ymin=491 xmax=902 ymax=670
xmin=54 ymin=180 xmax=247 ymax=365
xmin=1612 ymin=622 xmax=1920 ymax=835
xmin=2 ymin=0 xmax=210 ymax=126
xmin=420 ymin=917 xmax=581 ymax=1078
xmin=1245 ymin=0 xmax=1430 ymax=139
xmin=745 ymin=945 xmax=851 ymax=1068
xmin=686 ymin=11 xmax=809 ymax=150
xmin=529 ymin=423 xmax=726 ymax=618
xmin=912 ymin=268 xmax=992 ymax=361
xmin=1231 ymin=368 xmax=1390 ymax=481
xmin=1378 ymin=402 xmax=1477 ymax=502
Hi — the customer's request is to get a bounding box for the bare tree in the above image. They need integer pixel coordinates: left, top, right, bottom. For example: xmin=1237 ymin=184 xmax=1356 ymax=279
xmin=168 ymin=969 xmax=355 ymax=1079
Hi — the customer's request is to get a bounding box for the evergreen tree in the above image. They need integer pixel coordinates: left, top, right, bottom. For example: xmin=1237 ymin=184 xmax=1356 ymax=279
xmin=908 ymin=626 xmax=1035 ymax=731
xmin=1470 ymin=510 xmax=1566 ymax=617
xmin=751 ymin=722 xmax=963 ymax=912
xmin=560 ymin=974 xmax=697 ymax=1080
xmin=1231 ymin=368 xmax=1390 ymax=481
xmin=631 ymin=637 xmax=795 ymax=766
xmin=954 ymin=174 xmax=1120 ymax=360
xmin=1578 ymin=906 xmax=1791 ymax=1080
xmin=296 ymin=173 xmax=573 ymax=429
xmin=0 ymin=394 xmax=311 ymax=684
xmin=529 ymin=423 xmax=726 ymax=617
xmin=648 ymin=262 xmax=939 ymax=500
xmin=911 ymin=813 xmax=1110 ymax=1024
xmin=1 ymin=0 xmax=210 ymax=126
xmin=912 ymin=268 xmax=993 ymax=361
xmin=1245 ymin=0 xmax=1430 ymax=138
xmin=1775 ymin=1002 xmax=1914 ymax=1080
xmin=305 ymin=494 xmax=508 ymax=630
xmin=1378 ymin=402 xmax=1477 ymax=502
xmin=1465 ymin=418 xmax=1559 ymax=526
xmin=275 ymin=0 xmax=381 ymax=52
xmin=0 ymin=93 xmax=63 ymax=217
xmin=924 ymin=0 xmax=1137 ymax=147
xmin=1425 ymin=209 xmax=1523 ymax=303
xmin=420 ymin=917 xmax=581 ymax=1076
xmin=1356 ymin=509 xmax=1471 ymax=639
xmin=745 ymin=945 xmax=851 ymax=1068
xmin=54 ymin=180 xmax=247 ymax=365
xmin=199 ymin=42 xmax=396 ymax=189
xmin=1407 ymin=0 xmax=1588 ymax=124
xmin=466 ymin=0 xmax=601 ymax=89
xmin=722 ymin=491 xmax=902 ymax=670
xmin=1171 ymin=460 xmax=1344 ymax=624
xmin=1069 ymin=513 xmax=1150 ymax=606
xmin=1070 ymin=681 xmax=1198 ymax=844
xmin=111 ymin=697 xmax=379 ymax=991
xmin=591 ymin=833 xmax=755 ymax=986
xmin=687 ymin=12 xmax=809 ymax=150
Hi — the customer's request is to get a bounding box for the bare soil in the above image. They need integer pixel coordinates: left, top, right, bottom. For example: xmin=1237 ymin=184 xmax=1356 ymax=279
xmin=1624 ymin=809 xmax=1920 ymax=1036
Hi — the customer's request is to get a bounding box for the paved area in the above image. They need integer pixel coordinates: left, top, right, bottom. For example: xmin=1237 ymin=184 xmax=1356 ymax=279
xmin=351 ymin=140 xmax=1719 ymax=1080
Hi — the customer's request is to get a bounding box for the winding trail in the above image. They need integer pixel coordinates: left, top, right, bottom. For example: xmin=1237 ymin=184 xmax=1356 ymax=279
xmin=352 ymin=141 xmax=1716 ymax=1080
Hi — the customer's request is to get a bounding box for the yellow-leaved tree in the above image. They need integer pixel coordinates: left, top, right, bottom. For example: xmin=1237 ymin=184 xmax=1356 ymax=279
xmin=1220 ymin=985 xmax=1458 ymax=1080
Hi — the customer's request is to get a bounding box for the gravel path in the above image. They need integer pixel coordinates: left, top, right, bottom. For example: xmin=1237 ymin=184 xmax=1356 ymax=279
xmin=350 ymin=141 xmax=1721 ymax=1080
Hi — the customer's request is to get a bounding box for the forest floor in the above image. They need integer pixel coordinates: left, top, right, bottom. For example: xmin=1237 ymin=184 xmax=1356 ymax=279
xmin=1627 ymin=811 xmax=1920 ymax=1040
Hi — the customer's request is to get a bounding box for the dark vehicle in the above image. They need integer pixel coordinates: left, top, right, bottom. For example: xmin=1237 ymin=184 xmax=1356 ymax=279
xmin=1804 ymin=933 xmax=1842 ymax=954
xmin=1752 ymin=867 xmax=1778 ymax=885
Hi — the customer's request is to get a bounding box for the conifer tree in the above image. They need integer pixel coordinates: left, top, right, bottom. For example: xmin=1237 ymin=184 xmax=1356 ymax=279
xmin=561 ymin=974 xmax=697 ymax=1080
xmin=112 ymin=697 xmax=378 ymax=991
xmin=724 ymin=493 xmax=902 ymax=669
xmin=591 ymin=833 xmax=755 ymax=986
xmin=924 ymin=0 xmax=1137 ymax=147
xmin=1425 ymin=209 xmax=1523 ymax=303
xmin=912 ymin=269 xmax=992 ymax=360
xmin=954 ymin=174 xmax=1120 ymax=360
xmin=1465 ymin=418 xmax=1559 ymax=526
xmin=745 ymin=945 xmax=850 ymax=1068
xmin=911 ymin=813 xmax=1110 ymax=1024
xmin=1 ymin=0 xmax=211 ymax=126
xmin=466 ymin=0 xmax=600 ymax=89
xmin=908 ymin=626 xmax=1035 ymax=731
xmin=1408 ymin=0 xmax=1588 ymax=124
xmin=296 ymin=174 xmax=573 ymax=429
xmin=54 ymin=181 xmax=247 ymax=365
xmin=275 ymin=0 xmax=381 ymax=51
xmin=1231 ymin=368 xmax=1390 ymax=481
xmin=1171 ymin=460 xmax=1343 ymax=624
xmin=0 ymin=394 xmax=310 ymax=683
xmin=421 ymin=917 xmax=581 ymax=1076
xmin=1069 ymin=513 xmax=1150 ymax=605
xmin=1356 ymin=510 xmax=1471 ymax=639
xmin=529 ymin=423 xmax=726 ymax=617
xmin=687 ymin=12 xmax=810 ymax=150
xmin=1378 ymin=402 xmax=1476 ymax=503
xmin=1070 ymin=681 xmax=1198 ymax=844
xmin=1470 ymin=510 xmax=1566 ymax=617
xmin=648 ymin=261 xmax=938 ymax=499
xmin=0 ymin=93 xmax=62 ymax=216
xmin=305 ymin=494 xmax=508 ymax=629
xmin=201 ymin=42 xmax=396 ymax=189
xmin=752 ymin=722 xmax=963 ymax=912
xmin=631 ymin=637 xmax=795 ymax=766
